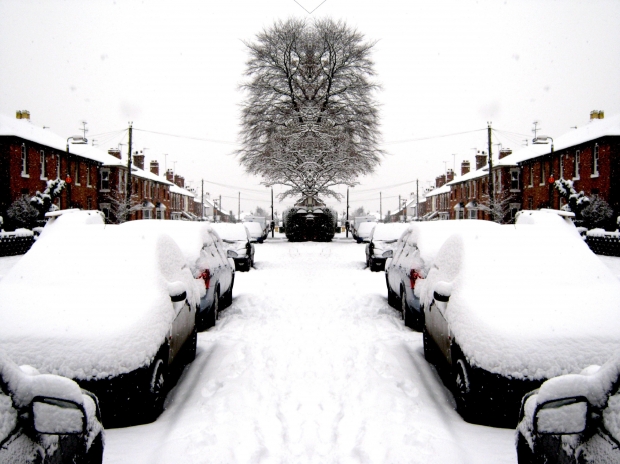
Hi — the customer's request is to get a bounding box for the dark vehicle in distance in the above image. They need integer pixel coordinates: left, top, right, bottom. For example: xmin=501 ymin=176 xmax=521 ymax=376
xmin=0 ymin=352 xmax=104 ymax=463
xmin=516 ymin=356 xmax=620 ymax=464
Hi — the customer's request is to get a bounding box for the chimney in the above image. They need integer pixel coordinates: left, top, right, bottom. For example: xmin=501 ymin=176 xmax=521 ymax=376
xmin=499 ymin=148 xmax=513 ymax=159
xmin=475 ymin=154 xmax=487 ymax=170
xmin=435 ymin=174 xmax=446 ymax=188
xmin=166 ymin=169 xmax=174 ymax=182
xmin=590 ymin=110 xmax=604 ymax=120
xmin=461 ymin=161 xmax=471 ymax=176
xmin=133 ymin=153 xmax=145 ymax=170
xmin=174 ymin=174 xmax=184 ymax=188
xmin=16 ymin=110 xmax=30 ymax=120
xmin=108 ymin=148 xmax=121 ymax=159
xmin=446 ymin=169 xmax=455 ymax=182
xmin=150 ymin=160 xmax=159 ymax=176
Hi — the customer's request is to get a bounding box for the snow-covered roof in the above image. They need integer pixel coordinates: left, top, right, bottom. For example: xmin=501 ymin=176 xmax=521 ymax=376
xmin=170 ymin=184 xmax=195 ymax=198
xmin=424 ymin=184 xmax=451 ymax=197
xmin=500 ymin=114 xmax=620 ymax=166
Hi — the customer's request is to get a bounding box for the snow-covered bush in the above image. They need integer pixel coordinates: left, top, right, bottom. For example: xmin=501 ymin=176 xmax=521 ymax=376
xmin=30 ymin=179 xmax=66 ymax=221
xmin=581 ymin=196 xmax=614 ymax=230
xmin=6 ymin=196 xmax=39 ymax=230
xmin=554 ymin=178 xmax=590 ymax=222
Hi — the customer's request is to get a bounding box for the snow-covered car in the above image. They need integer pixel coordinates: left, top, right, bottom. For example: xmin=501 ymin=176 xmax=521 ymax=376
xmin=355 ymin=221 xmax=376 ymax=244
xmin=121 ymin=220 xmax=235 ymax=329
xmin=516 ymin=355 xmax=620 ymax=464
xmin=420 ymin=223 xmax=620 ymax=427
xmin=0 ymin=220 xmax=200 ymax=427
xmin=211 ymin=223 xmax=255 ymax=272
xmin=243 ymin=221 xmax=267 ymax=243
xmin=385 ymin=220 xmax=498 ymax=330
xmin=0 ymin=351 xmax=104 ymax=463
xmin=365 ymin=223 xmax=410 ymax=271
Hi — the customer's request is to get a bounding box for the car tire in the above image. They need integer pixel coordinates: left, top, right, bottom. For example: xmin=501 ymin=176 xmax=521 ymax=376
xmin=401 ymin=291 xmax=411 ymax=326
xmin=370 ymin=259 xmax=381 ymax=272
xmin=386 ymin=276 xmax=398 ymax=308
xmin=223 ymin=275 xmax=234 ymax=308
xmin=453 ymin=352 xmax=475 ymax=423
xmin=147 ymin=350 xmax=168 ymax=422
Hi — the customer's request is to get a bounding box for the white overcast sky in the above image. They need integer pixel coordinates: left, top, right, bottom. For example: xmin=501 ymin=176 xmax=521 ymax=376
xmin=1 ymin=0 xmax=619 ymax=217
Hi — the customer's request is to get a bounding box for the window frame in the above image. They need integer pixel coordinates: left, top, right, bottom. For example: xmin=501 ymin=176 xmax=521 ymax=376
xmin=100 ymin=169 xmax=110 ymax=192
xmin=40 ymin=150 xmax=47 ymax=180
xmin=573 ymin=150 xmax=580 ymax=180
xmin=591 ymin=144 xmax=599 ymax=177
xmin=21 ymin=144 xmax=29 ymax=177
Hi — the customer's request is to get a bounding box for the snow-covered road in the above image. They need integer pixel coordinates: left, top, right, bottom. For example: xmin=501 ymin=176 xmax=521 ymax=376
xmin=103 ymin=234 xmax=517 ymax=463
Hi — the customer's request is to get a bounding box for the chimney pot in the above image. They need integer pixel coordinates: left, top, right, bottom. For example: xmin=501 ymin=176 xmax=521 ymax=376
xmin=590 ymin=110 xmax=604 ymax=120
xmin=166 ymin=169 xmax=174 ymax=182
xmin=108 ymin=148 xmax=122 ymax=159
xmin=446 ymin=169 xmax=455 ymax=182
xmin=133 ymin=154 xmax=145 ymax=170
xmin=150 ymin=160 xmax=160 ymax=176
xmin=499 ymin=148 xmax=513 ymax=159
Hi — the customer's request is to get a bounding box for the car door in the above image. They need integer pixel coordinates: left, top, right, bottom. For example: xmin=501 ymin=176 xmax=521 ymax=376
xmin=426 ymin=293 xmax=452 ymax=365
xmin=169 ymin=291 xmax=194 ymax=364
xmin=211 ymin=231 xmax=232 ymax=293
xmin=388 ymin=231 xmax=408 ymax=293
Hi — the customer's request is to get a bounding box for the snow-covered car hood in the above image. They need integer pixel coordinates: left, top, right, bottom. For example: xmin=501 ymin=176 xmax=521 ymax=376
xmin=0 ymin=225 xmax=199 ymax=380
xmin=420 ymin=225 xmax=620 ymax=380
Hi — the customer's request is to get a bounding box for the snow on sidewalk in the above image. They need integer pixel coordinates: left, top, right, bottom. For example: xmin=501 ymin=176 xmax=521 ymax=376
xmin=103 ymin=238 xmax=516 ymax=463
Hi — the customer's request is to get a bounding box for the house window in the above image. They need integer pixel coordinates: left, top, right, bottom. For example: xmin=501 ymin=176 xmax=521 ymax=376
xmin=21 ymin=144 xmax=28 ymax=177
xmin=56 ymin=155 xmax=61 ymax=179
xmin=560 ymin=155 xmax=564 ymax=179
xmin=528 ymin=197 xmax=533 ymax=210
xmin=156 ymin=209 xmax=164 ymax=220
xmin=529 ymin=165 xmax=533 ymax=187
xmin=87 ymin=197 xmax=92 ymax=210
xmin=40 ymin=150 xmax=47 ymax=180
xmin=592 ymin=144 xmax=599 ymax=177
xmin=86 ymin=164 xmax=91 ymax=187
xmin=539 ymin=162 xmax=545 ymax=186
xmin=468 ymin=209 xmax=477 ymax=219
xmin=457 ymin=210 xmax=464 ymax=220
xmin=100 ymin=169 xmax=110 ymax=191
xmin=574 ymin=150 xmax=580 ymax=180
xmin=74 ymin=161 xmax=81 ymax=185
xmin=143 ymin=209 xmax=152 ymax=220
xmin=510 ymin=169 xmax=520 ymax=191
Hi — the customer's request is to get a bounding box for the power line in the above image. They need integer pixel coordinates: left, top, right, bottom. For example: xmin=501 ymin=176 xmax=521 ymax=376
xmin=134 ymin=128 xmax=238 ymax=146
xmin=353 ymin=180 xmax=416 ymax=193
xmin=202 ymin=179 xmax=271 ymax=194
xmin=380 ymin=128 xmax=486 ymax=146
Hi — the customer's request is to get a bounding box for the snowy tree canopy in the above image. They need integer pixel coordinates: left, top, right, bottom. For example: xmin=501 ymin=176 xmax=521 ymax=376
xmin=237 ymin=18 xmax=383 ymax=200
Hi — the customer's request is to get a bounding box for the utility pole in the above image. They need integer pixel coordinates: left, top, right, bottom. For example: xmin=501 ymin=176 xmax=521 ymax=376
xmin=487 ymin=122 xmax=494 ymax=220
xmin=271 ymin=188 xmax=274 ymax=237
xmin=346 ymin=188 xmax=350 ymax=237
xmin=416 ymin=179 xmax=419 ymax=221
xmin=126 ymin=122 xmax=133 ymax=215
xmin=238 ymin=192 xmax=240 ymax=223
xmin=380 ymin=192 xmax=382 ymax=221
xmin=201 ymin=180 xmax=204 ymax=221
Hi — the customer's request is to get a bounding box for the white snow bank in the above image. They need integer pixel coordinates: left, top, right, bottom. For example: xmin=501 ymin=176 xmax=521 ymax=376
xmin=515 ymin=209 xmax=581 ymax=240
xmin=421 ymin=225 xmax=620 ymax=380
xmin=0 ymin=225 xmax=198 ymax=380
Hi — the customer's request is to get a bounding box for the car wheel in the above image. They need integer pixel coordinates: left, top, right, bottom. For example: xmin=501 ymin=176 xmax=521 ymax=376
xmin=370 ymin=259 xmax=381 ymax=272
xmin=213 ymin=290 xmax=220 ymax=321
xmin=147 ymin=351 xmax=168 ymax=421
xmin=223 ymin=275 xmax=234 ymax=308
xmin=401 ymin=291 xmax=411 ymax=325
xmin=454 ymin=354 xmax=475 ymax=422
xmin=386 ymin=277 xmax=397 ymax=308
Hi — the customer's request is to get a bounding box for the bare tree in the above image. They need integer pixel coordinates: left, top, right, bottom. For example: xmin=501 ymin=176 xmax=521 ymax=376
xmin=238 ymin=18 xmax=383 ymax=200
xmin=480 ymin=191 xmax=515 ymax=224
xmin=106 ymin=191 xmax=141 ymax=224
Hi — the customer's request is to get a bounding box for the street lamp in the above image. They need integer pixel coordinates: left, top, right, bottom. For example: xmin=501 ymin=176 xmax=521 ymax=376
xmin=65 ymin=136 xmax=88 ymax=208
xmin=533 ymin=135 xmax=555 ymax=209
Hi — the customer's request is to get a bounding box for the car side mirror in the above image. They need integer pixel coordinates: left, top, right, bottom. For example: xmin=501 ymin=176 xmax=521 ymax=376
xmin=31 ymin=397 xmax=85 ymax=434
xmin=534 ymin=397 xmax=589 ymax=434
xmin=227 ymin=249 xmax=238 ymax=258
xmin=382 ymin=250 xmax=393 ymax=258
xmin=433 ymin=281 xmax=452 ymax=302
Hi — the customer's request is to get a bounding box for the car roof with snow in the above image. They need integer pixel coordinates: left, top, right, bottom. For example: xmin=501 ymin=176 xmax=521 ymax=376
xmin=119 ymin=220 xmax=223 ymax=274
xmin=400 ymin=220 xmax=499 ymax=271
xmin=210 ymin=223 xmax=250 ymax=241
xmin=370 ymin=223 xmax=410 ymax=241
xmin=243 ymin=222 xmax=264 ymax=235
xmin=357 ymin=222 xmax=376 ymax=235
xmin=420 ymin=223 xmax=620 ymax=380
xmin=0 ymin=222 xmax=199 ymax=381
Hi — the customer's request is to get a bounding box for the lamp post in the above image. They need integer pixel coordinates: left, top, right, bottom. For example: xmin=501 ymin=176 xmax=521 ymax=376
xmin=65 ymin=136 xmax=88 ymax=208
xmin=533 ymin=135 xmax=555 ymax=209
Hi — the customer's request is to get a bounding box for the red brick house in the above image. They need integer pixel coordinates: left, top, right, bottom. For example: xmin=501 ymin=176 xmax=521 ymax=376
xmin=516 ymin=111 xmax=620 ymax=215
xmin=0 ymin=111 xmax=103 ymax=228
